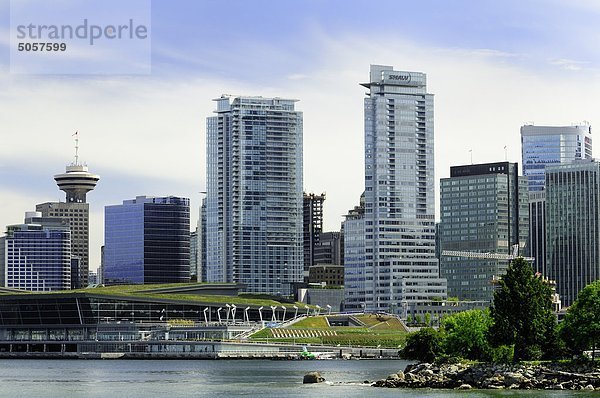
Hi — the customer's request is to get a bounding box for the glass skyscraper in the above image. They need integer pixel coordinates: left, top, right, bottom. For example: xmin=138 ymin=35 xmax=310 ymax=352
xmin=206 ymin=96 xmax=303 ymax=296
xmin=439 ymin=162 xmax=529 ymax=302
xmin=521 ymin=124 xmax=592 ymax=277
xmin=344 ymin=65 xmax=447 ymax=312
xmin=2 ymin=212 xmax=71 ymax=291
xmin=545 ymin=160 xmax=600 ymax=308
xmin=104 ymin=196 xmax=190 ymax=285
xmin=521 ymin=124 xmax=592 ymax=192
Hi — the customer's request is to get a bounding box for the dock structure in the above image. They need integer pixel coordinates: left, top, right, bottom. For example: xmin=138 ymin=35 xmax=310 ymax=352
xmin=0 ymin=340 xmax=399 ymax=360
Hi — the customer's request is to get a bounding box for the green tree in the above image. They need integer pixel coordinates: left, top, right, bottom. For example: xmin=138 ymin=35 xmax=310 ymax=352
xmin=402 ymin=327 xmax=444 ymax=362
xmin=488 ymin=257 xmax=558 ymax=361
xmin=424 ymin=312 xmax=432 ymax=326
xmin=560 ymin=280 xmax=600 ymax=360
xmin=442 ymin=309 xmax=492 ymax=361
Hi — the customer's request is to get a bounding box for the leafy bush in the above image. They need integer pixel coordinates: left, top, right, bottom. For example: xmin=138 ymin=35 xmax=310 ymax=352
xmin=442 ymin=309 xmax=492 ymax=361
xmin=489 ymin=345 xmax=514 ymax=364
xmin=402 ymin=327 xmax=444 ymax=362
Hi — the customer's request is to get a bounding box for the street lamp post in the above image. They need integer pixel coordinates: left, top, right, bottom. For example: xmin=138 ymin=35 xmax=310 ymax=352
xmin=244 ymin=307 xmax=250 ymax=323
xmin=203 ymin=307 xmax=209 ymax=324
xmin=315 ymin=305 xmax=321 ymax=316
xmin=326 ymin=304 xmax=332 ymax=315
xmin=231 ymin=304 xmax=237 ymax=323
xmin=281 ymin=306 xmax=286 ymax=322
xmin=225 ymin=304 xmax=231 ymax=323
xmin=258 ymin=306 xmax=264 ymax=323
xmin=293 ymin=305 xmax=298 ymax=319
xmin=217 ymin=307 xmax=222 ymax=323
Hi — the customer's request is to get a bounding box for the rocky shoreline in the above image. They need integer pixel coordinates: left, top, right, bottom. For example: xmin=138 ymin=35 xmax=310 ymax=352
xmin=374 ymin=361 xmax=600 ymax=391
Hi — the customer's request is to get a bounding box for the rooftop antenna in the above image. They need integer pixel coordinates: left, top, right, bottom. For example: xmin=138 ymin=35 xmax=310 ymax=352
xmin=469 ymin=149 xmax=473 ymax=165
xmin=504 ymin=145 xmax=507 ymax=161
xmin=73 ymin=131 xmax=79 ymax=165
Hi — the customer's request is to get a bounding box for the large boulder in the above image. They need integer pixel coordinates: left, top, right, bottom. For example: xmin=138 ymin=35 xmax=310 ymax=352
xmin=303 ymin=372 xmax=325 ymax=384
xmin=396 ymin=371 xmax=405 ymax=381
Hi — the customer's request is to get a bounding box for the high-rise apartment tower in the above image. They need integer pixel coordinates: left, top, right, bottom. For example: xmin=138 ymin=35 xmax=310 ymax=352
xmin=205 ymin=96 xmax=303 ymax=295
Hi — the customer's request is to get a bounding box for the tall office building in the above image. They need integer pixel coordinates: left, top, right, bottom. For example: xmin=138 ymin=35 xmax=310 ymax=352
xmin=314 ymin=231 xmax=343 ymax=265
xmin=439 ymin=162 xmax=529 ymax=302
xmin=205 ymin=96 xmax=303 ymax=295
xmin=521 ymin=124 xmax=592 ymax=192
xmin=344 ymin=65 xmax=447 ymax=312
xmin=103 ymin=196 xmax=190 ymax=285
xmin=546 ymin=160 xmax=600 ymax=308
xmin=303 ymin=192 xmax=325 ymax=276
xmin=1 ymin=212 xmax=71 ymax=291
xmin=37 ymin=147 xmax=99 ymax=288
xmin=521 ymin=124 xmax=592 ymax=275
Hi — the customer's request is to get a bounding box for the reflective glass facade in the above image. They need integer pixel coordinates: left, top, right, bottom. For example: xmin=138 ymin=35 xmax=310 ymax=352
xmin=521 ymin=124 xmax=592 ymax=192
xmin=343 ymin=199 xmax=366 ymax=308
xmin=3 ymin=217 xmax=71 ymax=292
xmin=104 ymin=196 xmax=190 ymax=284
xmin=521 ymin=124 xmax=592 ymax=283
xmin=345 ymin=65 xmax=447 ymax=312
xmin=545 ymin=160 xmax=600 ymax=308
xmin=439 ymin=162 xmax=529 ymax=302
xmin=206 ymin=97 xmax=303 ymax=295
xmin=0 ymin=291 xmax=289 ymax=329
xmin=37 ymin=202 xmax=91 ymax=287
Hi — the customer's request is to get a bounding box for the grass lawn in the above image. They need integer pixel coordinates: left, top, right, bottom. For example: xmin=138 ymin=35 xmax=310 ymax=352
xmin=288 ymin=316 xmax=330 ymax=328
xmin=37 ymin=284 xmax=305 ymax=307
xmin=249 ymin=314 xmax=408 ymax=348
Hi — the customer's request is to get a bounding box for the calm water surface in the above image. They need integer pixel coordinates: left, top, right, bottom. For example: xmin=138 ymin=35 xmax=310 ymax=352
xmin=0 ymin=359 xmax=595 ymax=397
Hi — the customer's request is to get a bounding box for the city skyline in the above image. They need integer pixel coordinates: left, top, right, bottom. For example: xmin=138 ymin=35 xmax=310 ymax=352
xmin=1 ymin=1 xmax=600 ymax=271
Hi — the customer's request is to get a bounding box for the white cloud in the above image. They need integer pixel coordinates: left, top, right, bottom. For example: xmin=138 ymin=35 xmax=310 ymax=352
xmin=1 ymin=29 xmax=599 ymax=269
xmin=549 ymin=58 xmax=588 ymax=71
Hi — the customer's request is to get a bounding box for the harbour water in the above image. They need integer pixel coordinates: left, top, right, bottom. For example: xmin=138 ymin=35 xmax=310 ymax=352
xmin=0 ymin=359 xmax=596 ymax=397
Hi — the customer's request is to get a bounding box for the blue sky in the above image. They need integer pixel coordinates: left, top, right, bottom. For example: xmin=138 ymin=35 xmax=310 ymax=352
xmin=1 ymin=0 xmax=599 ymax=270
xmin=147 ymin=0 xmax=599 ymax=79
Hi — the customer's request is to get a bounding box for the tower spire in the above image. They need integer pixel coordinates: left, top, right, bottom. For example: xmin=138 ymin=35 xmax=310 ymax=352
xmin=73 ymin=131 xmax=79 ymax=166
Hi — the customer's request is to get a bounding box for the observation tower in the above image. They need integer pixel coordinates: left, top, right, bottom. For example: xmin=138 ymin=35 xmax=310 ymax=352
xmin=54 ymin=133 xmax=99 ymax=203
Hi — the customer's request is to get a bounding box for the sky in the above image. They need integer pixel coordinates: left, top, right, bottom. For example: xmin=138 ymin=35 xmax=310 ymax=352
xmin=1 ymin=0 xmax=600 ymax=271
